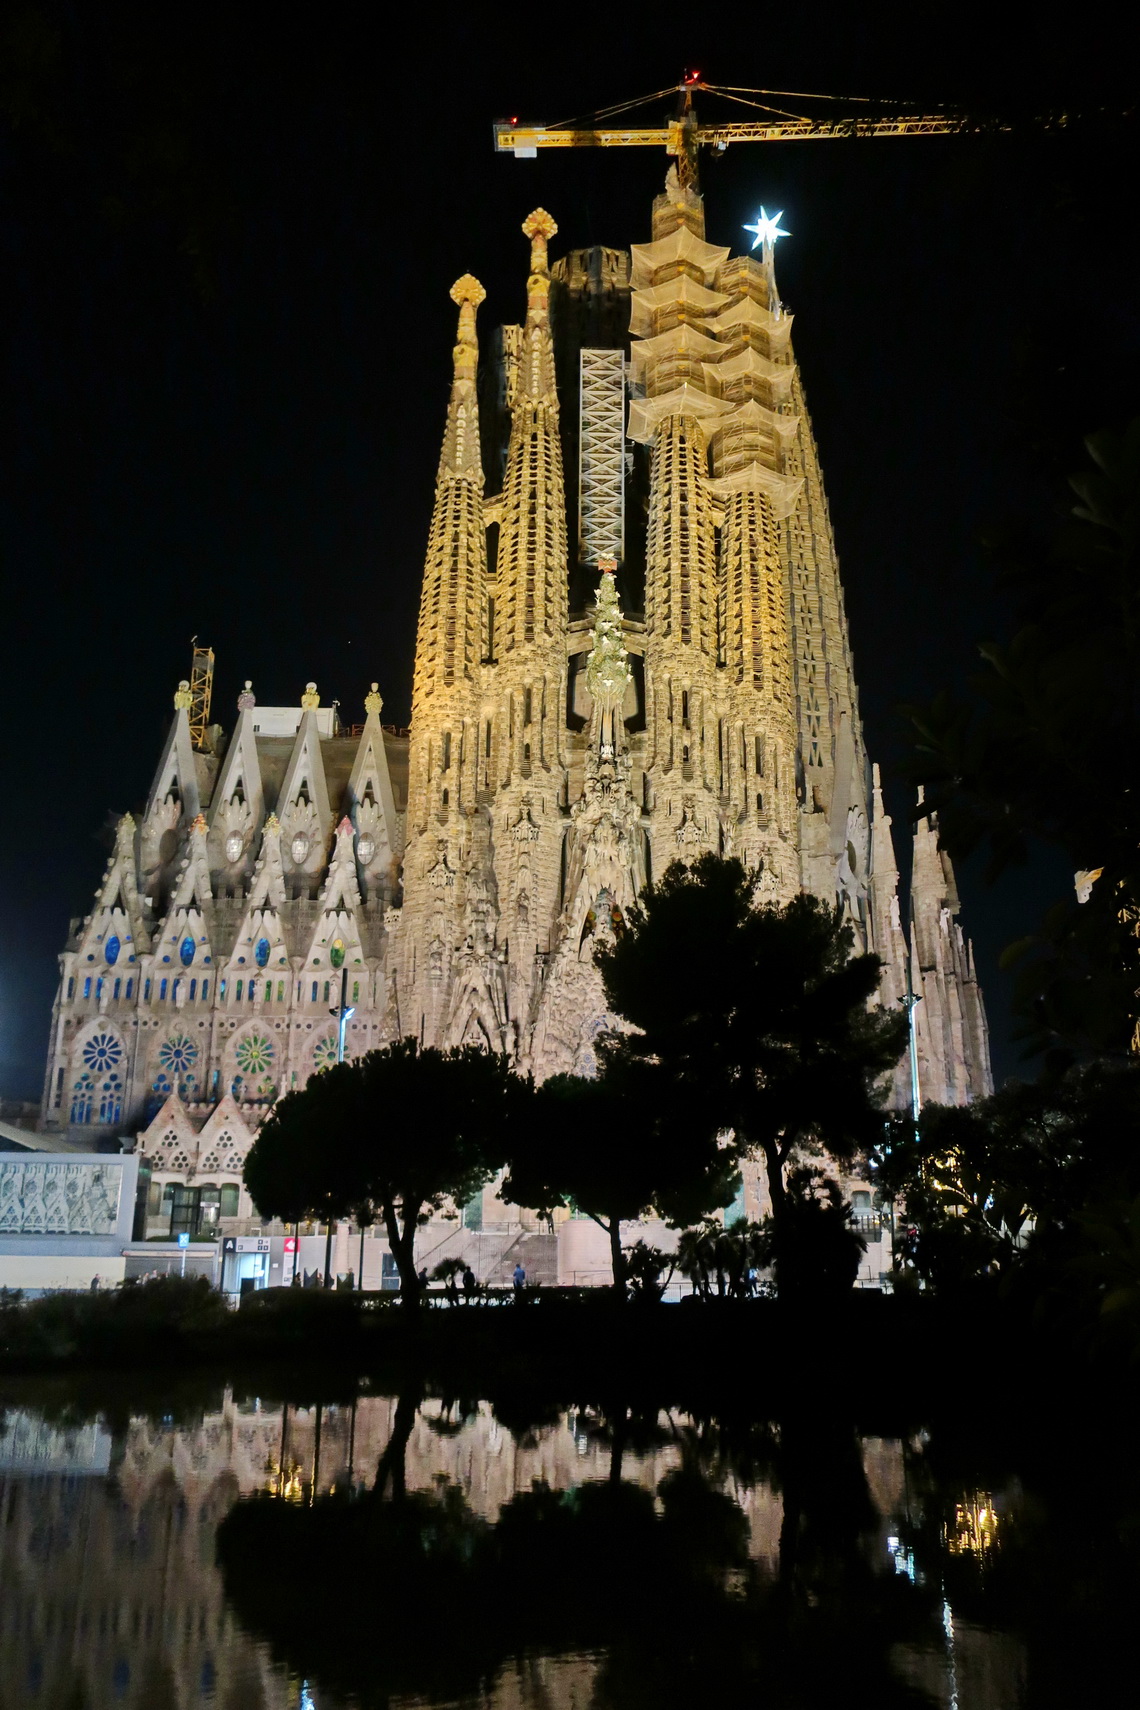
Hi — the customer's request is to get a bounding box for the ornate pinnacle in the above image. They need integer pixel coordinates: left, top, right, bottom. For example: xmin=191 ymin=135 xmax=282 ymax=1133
xmin=173 ymin=679 xmax=193 ymax=711
xmin=585 ymin=567 xmax=632 ymax=714
xmin=300 ymin=681 xmax=320 ymax=710
xmin=450 ymin=273 xmax=486 ymax=309
xmin=237 ymin=679 xmax=256 ymax=711
xmin=191 ymin=812 xmax=208 ymax=836
xmin=263 ymin=812 xmax=280 ymax=835
xmin=522 ymin=207 xmax=557 ymax=273
xmin=364 ymin=682 xmax=383 ymax=716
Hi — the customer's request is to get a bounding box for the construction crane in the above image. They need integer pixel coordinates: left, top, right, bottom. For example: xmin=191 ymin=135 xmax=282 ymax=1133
xmin=494 ymin=73 xmax=1073 ymax=188
xmin=187 ymin=639 xmax=215 ymax=752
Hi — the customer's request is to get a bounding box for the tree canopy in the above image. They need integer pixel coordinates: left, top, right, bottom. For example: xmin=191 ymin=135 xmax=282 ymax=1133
xmin=595 ymin=855 xmax=907 ymax=1296
xmin=500 ymin=1063 xmax=738 ymax=1293
xmin=904 ymin=421 xmax=1140 ymax=1062
xmin=244 ymin=1039 xmax=517 ymax=1303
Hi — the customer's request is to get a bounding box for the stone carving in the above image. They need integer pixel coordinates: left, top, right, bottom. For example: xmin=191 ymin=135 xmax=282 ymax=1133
xmin=0 ymin=1160 xmax=122 ymax=1235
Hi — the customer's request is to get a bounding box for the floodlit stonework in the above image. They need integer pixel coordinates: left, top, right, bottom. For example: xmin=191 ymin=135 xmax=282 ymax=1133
xmin=38 ymin=171 xmax=991 ymax=1255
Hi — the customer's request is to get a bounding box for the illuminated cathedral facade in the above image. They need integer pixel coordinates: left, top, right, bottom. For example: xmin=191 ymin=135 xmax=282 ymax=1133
xmin=38 ymin=170 xmax=991 ymax=1256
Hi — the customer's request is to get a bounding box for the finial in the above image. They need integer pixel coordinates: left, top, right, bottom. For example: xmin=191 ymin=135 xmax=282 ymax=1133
xmin=191 ymin=812 xmax=208 ymax=837
xmin=522 ymin=207 xmax=557 ymax=273
xmin=264 ymin=812 xmax=280 ymax=835
xmin=173 ymin=679 xmax=193 ymax=711
xmin=597 ymin=555 xmax=618 ymax=577
xmin=237 ymin=679 xmax=256 ymax=711
xmin=336 ymin=815 xmax=354 ymax=838
xmin=450 ymin=274 xmax=486 ymax=309
xmin=364 ymin=682 xmax=383 ymax=716
xmin=300 ymin=682 xmax=320 ymax=710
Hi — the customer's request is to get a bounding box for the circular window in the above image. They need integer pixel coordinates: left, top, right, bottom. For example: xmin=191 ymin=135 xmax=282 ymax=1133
xmin=105 ymin=935 xmax=120 ymax=967
xmin=224 ymin=831 xmax=244 ymax=863
xmin=236 ymin=1033 xmax=275 ymax=1074
xmin=329 ymin=939 xmax=345 ymax=970
xmin=314 ymin=1033 xmax=338 ymax=1070
xmin=82 ymin=1032 xmax=123 ymax=1073
xmin=290 ymin=835 xmax=309 ymax=865
xmin=356 ymin=834 xmax=375 ymax=864
xmin=180 ymin=937 xmax=196 ymax=967
xmin=158 ymin=1034 xmax=199 ymax=1073
xmin=255 ymin=938 xmax=271 ymax=968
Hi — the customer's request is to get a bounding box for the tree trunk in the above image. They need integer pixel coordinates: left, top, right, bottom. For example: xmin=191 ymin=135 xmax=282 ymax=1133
xmin=762 ymin=1137 xmax=790 ymax=1298
xmin=323 ymin=1221 xmax=334 ymax=1288
xmin=375 ymin=1385 xmax=422 ymax=1500
xmin=607 ymin=1217 xmax=626 ymax=1298
xmin=384 ymin=1204 xmax=421 ymax=1308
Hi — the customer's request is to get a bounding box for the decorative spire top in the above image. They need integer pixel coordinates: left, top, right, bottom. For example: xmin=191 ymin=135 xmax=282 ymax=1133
xmin=190 ymin=812 xmax=208 ymax=837
xmin=237 ymin=679 xmax=256 ymax=711
xmin=300 ymin=682 xmax=320 ymax=710
xmin=173 ymin=679 xmax=193 ymax=711
xmin=336 ymin=815 xmax=354 ymax=838
xmin=448 ymin=274 xmax=484 ymax=384
xmin=522 ymin=206 xmax=557 ymax=273
xmin=585 ymin=564 xmax=632 ymax=717
xmin=263 ymin=812 xmax=280 ymax=835
xmin=364 ymin=682 xmax=384 ymax=716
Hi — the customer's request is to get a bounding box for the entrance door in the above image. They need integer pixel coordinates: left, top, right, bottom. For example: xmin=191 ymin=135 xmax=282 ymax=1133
xmin=170 ymin=1186 xmax=201 ymax=1238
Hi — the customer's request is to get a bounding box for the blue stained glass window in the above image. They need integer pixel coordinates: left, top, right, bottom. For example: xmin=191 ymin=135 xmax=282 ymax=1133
xmin=83 ymin=977 xmax=91 ymax=998
xmin=126 ymin=979 xmax=134 ymax=1000
xmin=160 ymin=978 xmax=168 ymax=1001
xmin=67 ymin=977 xmax=75 ymax=999
xmin=71 ymin=1074 xmax=95 ymax=1123
xmin=180 ymin=936 xmax=195 ymax=967
xmin=189 ymin=979 xmax=197 ymax=999
xmin=202 ymin=980 xmax=209 ymax=1001
xmin=113 ymin=979 xmax=121 ymax=1001
xmin=236 ymin=981 xmax=243 ymax=1000
xmin=105 ymin=935 xmax=120 ymax=966
xmin=255 ymin=938 xmax=270 ymax=968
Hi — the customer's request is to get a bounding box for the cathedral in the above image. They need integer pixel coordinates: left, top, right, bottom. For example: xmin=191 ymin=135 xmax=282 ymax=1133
xmin=37 ymin=169 xmax=992 ymax=1259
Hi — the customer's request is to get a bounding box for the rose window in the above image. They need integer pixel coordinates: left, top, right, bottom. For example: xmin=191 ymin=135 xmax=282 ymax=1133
xmin=313 ymin=1033 xmax=338 ymax=1070
xmin=236 ymin=1033 xmax=275 ymax=1075
xmin=357 ymin=835 xmax=375 ymax=864
xmin=158 ymin=1034 xmax=199 ymax=1074
xmin=82 ymin=1032 xmax=123 ymax=1073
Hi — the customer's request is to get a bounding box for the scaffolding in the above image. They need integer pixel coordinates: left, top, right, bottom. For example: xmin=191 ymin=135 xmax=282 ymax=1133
xmin=578 ymin=348 xmax=626 ymax=567
xmin=187 ymin=642 xmax=215 ymax=751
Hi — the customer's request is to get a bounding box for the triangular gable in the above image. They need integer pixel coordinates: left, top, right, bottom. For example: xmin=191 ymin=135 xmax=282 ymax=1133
xmin=347 ymin=709 xmax=400 ymax=856
xmin=277 ymin=710 xmax=332 ymax=831
xmin=77 ymin=814 xmax=151 ymax=964
xmin=209 ymin=704 xmax=265 ymax=825
xmin=226 ymin=900 xmax=291 ymax=984
xmin=153 ymin=820 xmax=215 ymax=979
xmin=137 ymin=1091 xmax=198 ymax=1153
xmin=317 ymin=818 xmax=363 ymax=914
xmin=145 ymin=705 xmax=201 ymax=822
xmin=197 ymin=1094 xmax=258 ymax=1153
xmin=245 ymin=816 xmax=288 ymax=913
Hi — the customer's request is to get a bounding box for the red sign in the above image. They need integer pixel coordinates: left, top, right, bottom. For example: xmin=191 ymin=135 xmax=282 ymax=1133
xmin=284 ymin=1237 xmax=298 ymax=1252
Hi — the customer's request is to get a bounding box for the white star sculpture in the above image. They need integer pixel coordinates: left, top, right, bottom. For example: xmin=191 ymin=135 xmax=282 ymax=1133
xmin=743 ymin=208 xmax=791 ymax=250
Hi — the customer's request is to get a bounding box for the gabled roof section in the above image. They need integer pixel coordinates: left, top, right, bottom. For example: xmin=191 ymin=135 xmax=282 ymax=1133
xmin=277 ymin=707 xmax=332 ymax=832
xmin=145 ymin=702 xmax=201 ymax=821
xmin=77 ymin=813 xmax=150 ymax=959
xmin=137 ymin=1091 xmax=198 ymax=1149
xmin=347 ymin=698 xmax=401 ymax=854
xmin=208 ymin=695 xmax=265 ymax=827
xmin=197 ymin=1094 xmax=259 ymax=1153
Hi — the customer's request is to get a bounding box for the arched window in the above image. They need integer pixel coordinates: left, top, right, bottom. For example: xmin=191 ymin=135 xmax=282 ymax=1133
xmin=70 ymin=1074 xmax=95 ymax=1123
xmin=180 ymin=936 xmax=196 ymax=967
xmin=98 ymin=1075 xmax=123 ymax=1124
xmin=255 ymin=938 xmax=270 ymax=968
xmin=146 ymin=1073 xmax=173 ymax=1118
xmin=219 ymin=1183 xmax=240 ymax=1218
xmin=159 ymin=978 xmax=168 ymax=1001
xmin=105 ymin=935 xmax=120 ymax=966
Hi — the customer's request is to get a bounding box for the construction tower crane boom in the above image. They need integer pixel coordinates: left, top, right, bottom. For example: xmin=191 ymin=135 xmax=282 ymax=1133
xmin=494 ymin=76 xmax=1072 ymax=186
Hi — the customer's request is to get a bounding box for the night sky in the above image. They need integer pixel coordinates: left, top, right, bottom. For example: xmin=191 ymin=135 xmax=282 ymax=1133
xmin=1 ymin=6 xmax=1136 ymax=1099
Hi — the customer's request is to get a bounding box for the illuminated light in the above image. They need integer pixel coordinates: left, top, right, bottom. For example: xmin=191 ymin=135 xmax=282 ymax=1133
xmin=744 ymin=208 xmax=791 ymax=249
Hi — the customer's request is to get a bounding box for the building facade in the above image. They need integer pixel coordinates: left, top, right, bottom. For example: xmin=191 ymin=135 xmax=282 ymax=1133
xmin=37 ymin=170 xmax=991 ymax=1250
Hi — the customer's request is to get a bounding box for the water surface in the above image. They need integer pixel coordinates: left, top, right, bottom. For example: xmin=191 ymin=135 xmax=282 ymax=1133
xmin=0 ymin=1377 xmax=1124 ymax=1708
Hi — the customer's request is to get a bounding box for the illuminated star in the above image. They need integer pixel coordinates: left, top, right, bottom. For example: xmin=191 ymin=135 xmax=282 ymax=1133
xmin=743 ymin=208 xmax=791 ymax=249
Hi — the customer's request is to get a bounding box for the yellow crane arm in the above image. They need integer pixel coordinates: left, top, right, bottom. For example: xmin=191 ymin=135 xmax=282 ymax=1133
xmin=493 ymin=112 xmax=1066 ymax=156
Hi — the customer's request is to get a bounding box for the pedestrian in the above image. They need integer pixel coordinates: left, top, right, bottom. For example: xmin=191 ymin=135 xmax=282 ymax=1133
xmin=89 ymin=1274 xmax=100 ymax=1291
xmin=512 ymin=1262 xmax=526 ymax=1293
xmin=418 ymin=1267 xmax=428 ymax=1288
xmin=462 ymin=1265 xmax=476 ymax=1299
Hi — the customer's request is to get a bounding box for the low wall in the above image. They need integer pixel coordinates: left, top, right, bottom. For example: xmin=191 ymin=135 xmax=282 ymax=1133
xmin=0 ymin=1254 xmax=126 ymax=1291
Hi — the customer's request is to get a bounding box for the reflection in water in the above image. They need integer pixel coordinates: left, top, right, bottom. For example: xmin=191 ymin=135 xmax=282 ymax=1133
xmin=0 ymin=1382 xmax=1043 ymax=1708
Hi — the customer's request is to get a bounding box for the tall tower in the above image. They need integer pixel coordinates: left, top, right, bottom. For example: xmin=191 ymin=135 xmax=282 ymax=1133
xmin=395 ymin=170 xmax=992 ymax=1095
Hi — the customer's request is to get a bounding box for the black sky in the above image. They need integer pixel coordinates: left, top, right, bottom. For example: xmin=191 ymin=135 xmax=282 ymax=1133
xmin=0 ymin=4 xmax=1136 ymax=1098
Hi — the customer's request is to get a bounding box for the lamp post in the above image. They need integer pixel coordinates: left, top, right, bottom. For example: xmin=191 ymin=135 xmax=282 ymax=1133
xmin=327 ymin=967 xmax=358 ymax=1286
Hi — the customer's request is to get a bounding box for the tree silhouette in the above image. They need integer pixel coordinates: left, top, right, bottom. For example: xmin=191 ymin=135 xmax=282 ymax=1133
xmin=596 ymin=856 xmax=906 ymax=1299
xmin=244 ymin=1039 xmax=515 ymax=1304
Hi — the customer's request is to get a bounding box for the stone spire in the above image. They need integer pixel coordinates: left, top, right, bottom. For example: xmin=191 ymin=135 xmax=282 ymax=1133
xmin=909 ymin=797 xmax=993 ymax=1105
xmin=412 ymin=275 xmax=488 ymax=718
xmin=585 ymin=562 xmax=632 ymax=757
xmin=496 ymin=210 xmax=568 ymax=655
